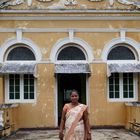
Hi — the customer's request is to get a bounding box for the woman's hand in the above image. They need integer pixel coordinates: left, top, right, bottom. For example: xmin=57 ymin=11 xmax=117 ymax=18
xmin=87 ymin=133 xmax=92 ymax=140
xmin=59 ymin=131 xmax=64 ymax=140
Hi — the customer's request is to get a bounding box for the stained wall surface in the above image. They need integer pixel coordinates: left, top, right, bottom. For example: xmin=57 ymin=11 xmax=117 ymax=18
xmin=0 ymin=0 xmax=140 ymax=130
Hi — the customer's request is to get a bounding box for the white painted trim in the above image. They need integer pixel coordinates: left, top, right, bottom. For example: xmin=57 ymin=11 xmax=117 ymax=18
xmin=1 ymin=16 xmax=140 ymax=21
xmin=120 ymin=73 xmax=123 ymax=99
xmin=5 ymin=74 xmax=37 ymax=104
xmin=11 ymin=60 xmax=105 ymax=64
xmin=0 ymin=9 xmax=140 ymax=14
xmin=86 ymin=74 xmax=90 ymax=112
xmin=107 ymin=60 xmax=138 ymax=64
xmin=107 ymin=73 xmax=138 ymax=102
xmin=0 ymin=28 xmax=140 ymax=33
xmin=69 ymin=29 xmax=74 ymax=42
xmin=56 ymin=44 xmax=88 ymax=62
xmin=16 ymin=29 xmax=22 ymax=42
xmin=134 ymin=73 xmax=138 ymax=102
xmin=5 ymin=75 xmax=9 ymax=103
xmin=102 ymin=37 xmax=140 ymax=62
xmin=0 ymin=38 xmax=42 ymax=62
xmin=4 ymin=45 xmax=36 ymax=62
xmin=55 ymin=74 xmax=58 ymax=127
xmin=50 ymin=37 xmax=94 ymax=63
xmin=5 ymin=74 xmax=21 ymax=103
xmin=120 ymin=29 xmax=126 ymax=42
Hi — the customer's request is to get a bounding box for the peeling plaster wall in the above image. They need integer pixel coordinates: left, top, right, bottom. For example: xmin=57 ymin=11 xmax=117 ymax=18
xmin=0 ymin=18 xmax=140 ymax=129
xmin=125 ymin=106 xmax=140 ymax=129
xmin=89 ymin=63 xmax=126 ymax=126
xmin=24 ymin=32 xmax=67 ymax=60
xmin=1 ymin=20 xmax=140 ymax=28
xmin=17 ymin=64 xmax=55 ymax=128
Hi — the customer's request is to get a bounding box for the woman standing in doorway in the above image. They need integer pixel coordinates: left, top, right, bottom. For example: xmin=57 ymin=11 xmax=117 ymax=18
xmin=59 ymin=89 xmax=92 ymax=140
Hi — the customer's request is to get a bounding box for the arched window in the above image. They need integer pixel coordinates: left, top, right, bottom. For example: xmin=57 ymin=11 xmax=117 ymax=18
xmin=57 ymin=46 xmax=86 ymax=61
xmin=107 ymin=46 xmax=135 ymax=60
xmin=107 ymin=44 xmax=138 ymax=102
xmin=4 ymin=44 xmax=36 ymax=103
xmin=6 ymin=45 xmax=36 ymax=61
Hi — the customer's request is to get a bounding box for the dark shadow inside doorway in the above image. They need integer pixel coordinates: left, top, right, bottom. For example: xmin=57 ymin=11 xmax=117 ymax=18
xmin=57 ymin=74 xmax=87 ymax=126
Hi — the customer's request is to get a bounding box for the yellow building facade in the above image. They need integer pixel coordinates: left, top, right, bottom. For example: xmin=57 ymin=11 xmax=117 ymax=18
xmin=0 ymin=0 xmax=140 ymax=135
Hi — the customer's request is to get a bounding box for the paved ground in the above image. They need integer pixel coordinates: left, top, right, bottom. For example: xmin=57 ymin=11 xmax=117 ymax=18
xmin=4 ymin=129 xmax=140 ymax=140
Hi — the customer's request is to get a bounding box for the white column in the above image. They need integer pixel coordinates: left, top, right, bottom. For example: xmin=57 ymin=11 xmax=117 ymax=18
xmin=120 ymin=29 xmax=126 ymax=42
xmin=16 ymin=29 xmax=22 ymax=42
xmin=0 ymin=111 xmax=4 ymax=127
xmin=27 ymin=0 xmax=32 ymax=6
xmin=69 ymin=29 xmax=74 ymax=42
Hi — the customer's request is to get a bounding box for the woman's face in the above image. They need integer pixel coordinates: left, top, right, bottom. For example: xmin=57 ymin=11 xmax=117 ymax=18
xmin=70 ymin=91 xmax=79 ymax=103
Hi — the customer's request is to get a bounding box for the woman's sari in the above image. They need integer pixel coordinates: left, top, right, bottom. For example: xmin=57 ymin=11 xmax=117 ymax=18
xmin=64 ymin=104 xmax=87 ymax=140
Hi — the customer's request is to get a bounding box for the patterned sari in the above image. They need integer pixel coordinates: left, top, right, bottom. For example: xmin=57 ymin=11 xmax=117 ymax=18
xmin=64 ymin=104 xmax=87 ymax=140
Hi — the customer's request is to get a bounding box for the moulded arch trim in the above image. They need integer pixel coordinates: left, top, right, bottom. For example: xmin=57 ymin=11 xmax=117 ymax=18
xmin=102 ymin=37 xmax=140 ymax=62
xmin=0 ymin=38 xmax=42 ymax=62
xmin=50 ymin=37 xmax=94 ymax=63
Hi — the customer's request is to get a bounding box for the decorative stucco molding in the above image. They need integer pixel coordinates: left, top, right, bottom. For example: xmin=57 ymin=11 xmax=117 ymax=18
xmin=118 ymin=0 xmax=140 ymax=8
xmin=50 ymin=37 xmax=94 ymax=63
xmin=118 ymin=0 xmax=136 ymax=5
xmin=89 ymin=0 xmax=103 ymax=1
xmin=102 ymin=37 xmax=140 ymax=61
xmin=0 ymin=0 xmax=140 ymax=9
xmin=0 ymin=38 xmax=42 ymax=62
xmin=65 ymin=0 xmax=77 ymax=5
xmin=0 ymin=0 xmax=24 ymax=9
xmin=37 ymin=0 xmax=53 ymax=2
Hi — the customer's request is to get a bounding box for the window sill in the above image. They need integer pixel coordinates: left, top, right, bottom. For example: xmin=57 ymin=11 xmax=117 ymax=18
xmin=125 ymin=102 xmax=140 ymax=107
xmin=5 ymin=100 xmax=36 ymax=104
xmin=0 ymin=103 xmax=19 ymax=109
xmin=108 ymin=99 xmax=138 ymax=102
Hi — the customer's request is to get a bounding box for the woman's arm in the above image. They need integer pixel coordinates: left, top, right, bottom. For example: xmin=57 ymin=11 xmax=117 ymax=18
xmin=59 ymin=105 xmax=67 ymax=140
xmin=83 ymin=107 xmax=91 ymax=140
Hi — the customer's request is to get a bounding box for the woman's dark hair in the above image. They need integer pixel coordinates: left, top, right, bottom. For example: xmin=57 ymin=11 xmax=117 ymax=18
xmin=70 ymin=89 xmax=79 ymax=96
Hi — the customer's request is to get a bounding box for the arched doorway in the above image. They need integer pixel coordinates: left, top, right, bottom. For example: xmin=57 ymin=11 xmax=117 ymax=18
xmin=57 ymin=74 xmax=87 ymax=125
xmin=55 ymin=44 xmax=90 ymax=125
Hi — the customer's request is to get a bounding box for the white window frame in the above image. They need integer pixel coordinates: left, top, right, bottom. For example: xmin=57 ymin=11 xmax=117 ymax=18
xmin=5 ymin=74 xmax=37 ymax=103
xmin=108 ymin=73 xmax=138 ymax=102
xmin=56 ymin=44 xmax=88 ymax=63
xmin=4 ymin=45 xmax=36 ymax=62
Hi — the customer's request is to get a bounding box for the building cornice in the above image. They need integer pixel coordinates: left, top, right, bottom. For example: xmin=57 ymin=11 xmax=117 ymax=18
xmin=0 ymin=9 xmax=140 ymax=14
xmin=0 ymin=28 xmax=140 ymax=33
xmin=1 ymin=10 xmax=140 ymax=21
xmin=1 ymin=16 xmax=140 ymax=21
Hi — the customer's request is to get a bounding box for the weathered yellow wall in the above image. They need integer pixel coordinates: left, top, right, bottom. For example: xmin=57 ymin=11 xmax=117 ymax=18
xmin=0 ymin=19 xmax=140 ymax=129
xmin=17 ymin=64 xmax=55 ymax=128
xmin=125 ymin=106 xmax=140 ymax=129
xmin=11 ymin=107 xmax=19 ymax=131
xmin=0 ymin=107 xmax=19 ymax=136
xmin=89 ymin=63 xmax=126 ymax=126
xmin=1 ymin=20 xmax=140 ymax=28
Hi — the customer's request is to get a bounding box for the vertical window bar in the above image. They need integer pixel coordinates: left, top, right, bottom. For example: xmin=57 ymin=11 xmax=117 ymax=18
xmin=20 ymin=74 xmax=23 ymax=102
xmin=24 ymin=74 xmax=35 ymax=100
xmin=9 ymin=74 xmax=20 ymax=100
xmin=113 ymin=74 xmax=115 ymax=98
xmin=28 ymin=75 xmax=30 ymax=99
xmin=108 ymin=72 xmax=137 ymax=101
xmin=127 ymin=73 xmax=129 ymax=98
xmin=120 ymin=73 xmax=123 ymax=100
